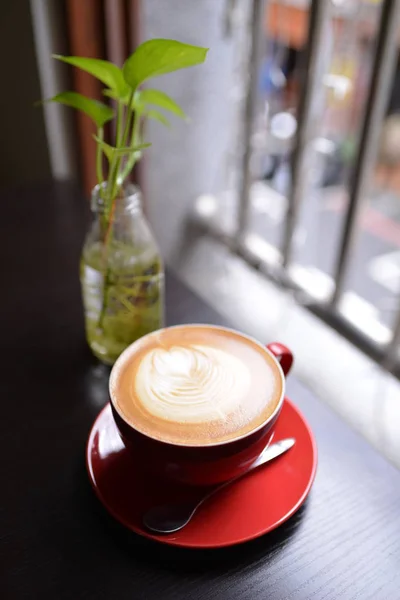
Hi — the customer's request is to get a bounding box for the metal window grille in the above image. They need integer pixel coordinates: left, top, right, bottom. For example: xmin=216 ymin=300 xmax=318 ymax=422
xmin=193 ymin=0 xmax=400 ymax=376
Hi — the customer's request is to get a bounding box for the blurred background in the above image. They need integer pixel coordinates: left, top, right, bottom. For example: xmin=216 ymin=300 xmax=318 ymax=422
xmin=3 ymin=0 xmax=400 ymax=462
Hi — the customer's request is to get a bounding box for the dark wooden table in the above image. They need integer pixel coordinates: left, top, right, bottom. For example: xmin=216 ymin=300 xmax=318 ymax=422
xmin=1 ymin=182 xmax=400 ymax=600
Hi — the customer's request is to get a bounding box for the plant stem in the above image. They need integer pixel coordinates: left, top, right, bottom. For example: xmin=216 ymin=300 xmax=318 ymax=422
xmin=106 ymin=155 xmax=117 ymax=210
xmin=116 ymin=101 xmax=123 ymax=146
xmin=98 ymin=193 xmax=118 ymax=329
xmin=121 ymin=91 xmax=135 ymax=146
xmin=98 ymin=92 xmax=136 ymax=331
xmin=132 ymin=109 xmax=141 ymax=145
xmin=118 ymin=112 xmax=141 ymax=186
xmin=106 ymin=91 xmax=135 ymax=206
xmin=96 ymin=127 xmax=104 ymax=185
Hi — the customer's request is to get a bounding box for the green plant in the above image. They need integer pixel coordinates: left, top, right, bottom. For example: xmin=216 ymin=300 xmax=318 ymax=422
xmin=41 ymin=38 xmax=208 ymax=339
xmin=44 ymin=39 xmax=208 ymax=213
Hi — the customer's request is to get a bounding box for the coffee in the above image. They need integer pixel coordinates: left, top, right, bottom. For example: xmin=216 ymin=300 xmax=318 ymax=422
xmin=110 ymin=325 xmax=282 ymax=446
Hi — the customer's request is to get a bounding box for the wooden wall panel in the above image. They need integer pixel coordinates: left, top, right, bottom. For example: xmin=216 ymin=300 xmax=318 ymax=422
xmin=66 ymin=0 xmax=106 ymax=195
xmin=65 ymin=0 xmax=142 ymax=197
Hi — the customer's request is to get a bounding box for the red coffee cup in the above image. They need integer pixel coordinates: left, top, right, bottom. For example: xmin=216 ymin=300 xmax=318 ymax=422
xmin=109 ymin=329 xmax=293 ymax=486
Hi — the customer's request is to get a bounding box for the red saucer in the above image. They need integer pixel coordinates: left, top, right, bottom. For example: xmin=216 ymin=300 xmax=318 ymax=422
xmin=86 ymin=399 xmax=317 ymax=548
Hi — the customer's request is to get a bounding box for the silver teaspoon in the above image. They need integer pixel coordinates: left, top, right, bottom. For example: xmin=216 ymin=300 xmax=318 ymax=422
xmin=143 ymin=437 xmax=295 ymax=534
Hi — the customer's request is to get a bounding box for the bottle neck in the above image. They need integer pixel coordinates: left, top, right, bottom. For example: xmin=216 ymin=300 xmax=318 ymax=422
xmin=91 ymin=182 xmax=142 ymax=216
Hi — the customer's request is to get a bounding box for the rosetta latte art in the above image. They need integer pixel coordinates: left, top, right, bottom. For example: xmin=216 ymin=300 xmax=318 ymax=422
xmin=134 ymin=344 xmax=252 ymax=422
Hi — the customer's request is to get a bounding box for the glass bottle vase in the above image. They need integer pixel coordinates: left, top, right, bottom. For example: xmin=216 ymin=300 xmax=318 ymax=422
xmin=80 ymin=183 xmax=164 ymax=365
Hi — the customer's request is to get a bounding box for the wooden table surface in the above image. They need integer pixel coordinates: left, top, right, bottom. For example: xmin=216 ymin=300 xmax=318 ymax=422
xmin=1 ymin=182 xmax=400 ymax=599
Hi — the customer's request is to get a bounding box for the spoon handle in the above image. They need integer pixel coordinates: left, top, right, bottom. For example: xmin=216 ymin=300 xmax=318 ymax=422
xmin=194 ymin=437 xmax=295 ymax=512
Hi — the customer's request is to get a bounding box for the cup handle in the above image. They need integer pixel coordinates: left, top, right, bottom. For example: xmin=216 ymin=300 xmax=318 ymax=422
xmin=267 ymin=342 xmax=293 ymax=376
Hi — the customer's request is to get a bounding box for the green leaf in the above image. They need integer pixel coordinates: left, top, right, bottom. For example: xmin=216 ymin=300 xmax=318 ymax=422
xmin=103 ymin=88 xmax=134 ymax=105
xmin=45 ymin=92 xmax=114 ymax=128
xmin=53 ymin=55 xmax=128 ymax=97
xmin=103 ymin=88 xmax=119 ymax=100
xmin=123 ymin=39 xmax=208 ymax=90
xmin=93 ymin=135 xmax=113 ymax=162
xmin=143 ymin=108 xmax=170 ymax=128
xmin=138 ymin=89 xmax=186 ymax=119
xmin=93 ymin=135 xmax=151 ymax=161
xmin=114 ymin=142 xmax=151 ymax=155
xmin=103 ymin=88 xmax=185 ymax=120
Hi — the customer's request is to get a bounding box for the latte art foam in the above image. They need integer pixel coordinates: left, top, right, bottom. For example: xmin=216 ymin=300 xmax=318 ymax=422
xmin=110 ymin=325 xmax=283 ymax=446
xmin=135 ymin=345 xmax=252 ymax=422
